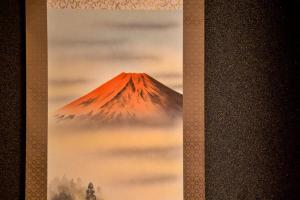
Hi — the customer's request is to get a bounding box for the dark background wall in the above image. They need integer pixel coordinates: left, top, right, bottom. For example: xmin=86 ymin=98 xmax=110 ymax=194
xmin=0 ymin=1 xmax=26 ymax=200
xmin=0 ymin=0 xmax=298 ymax=199
xmin=205 ymin=1 xmax=299 ymax=200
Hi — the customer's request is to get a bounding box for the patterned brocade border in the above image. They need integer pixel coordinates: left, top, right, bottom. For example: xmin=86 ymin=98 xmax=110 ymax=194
xmin=26 ymin=0 xmax=204 ymax=199
xmin=26 ymin=0 xmax=48 ymax=199
xmin=48 ymin=0 xmax=183 ymax=10
xmin=184 ymin=0 xmax=205 ymax=199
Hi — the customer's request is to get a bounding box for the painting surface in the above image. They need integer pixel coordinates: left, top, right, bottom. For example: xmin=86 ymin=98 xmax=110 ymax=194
xmin=47 ymin=7 xmax=183 ymax=200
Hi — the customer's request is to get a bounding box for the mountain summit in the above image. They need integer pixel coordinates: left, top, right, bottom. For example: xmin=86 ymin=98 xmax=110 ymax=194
xmin=56 ymin=73 xmax=182 ymax=126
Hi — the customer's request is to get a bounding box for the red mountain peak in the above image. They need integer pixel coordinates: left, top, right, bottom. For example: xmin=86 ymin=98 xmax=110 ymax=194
xmin=56 ymin=72 xmax=182 ymax=125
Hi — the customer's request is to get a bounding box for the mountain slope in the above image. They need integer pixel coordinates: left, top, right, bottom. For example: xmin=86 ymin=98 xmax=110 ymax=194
xmin=56 ymin=73 xmax=182 ymax=125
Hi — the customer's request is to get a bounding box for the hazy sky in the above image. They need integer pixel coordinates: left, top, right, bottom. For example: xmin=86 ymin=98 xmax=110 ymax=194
xmin=47 ymin=9 xmax=183 ymax=200
xmin=48 ymin=8 xmax=182 ymax=112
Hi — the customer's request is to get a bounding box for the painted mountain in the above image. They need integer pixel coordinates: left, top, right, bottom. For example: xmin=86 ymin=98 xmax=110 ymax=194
xmin=55 ymin=73 xmax=182 ymax=126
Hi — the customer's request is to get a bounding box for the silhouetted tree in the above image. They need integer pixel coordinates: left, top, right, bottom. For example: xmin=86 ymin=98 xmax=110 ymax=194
xmin=86 ymin=182 xmax=96 ymax=200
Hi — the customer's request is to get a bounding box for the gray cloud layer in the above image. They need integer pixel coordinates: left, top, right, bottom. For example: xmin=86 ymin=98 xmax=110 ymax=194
xmin=104 ymin=145 xmax=181 ymax=159
xmin=121 ymin=174 xmax=179 ymax=185
xmin=50 ymin=38 xmax=129 ymax=47
xmin=56 ymin=51 xmax=162 ymax=62
xmin=49 ymin=78 xmax=90 ymax=86
xmin=101 ymin=21 xmax=179 ymax=30
xmin=49 ymin=95 xmax=77 ymax=103
xmin=99 ymin=52 xmax=161 ymax=61
xmin=153 ymin=72 xmax=182 ymax=79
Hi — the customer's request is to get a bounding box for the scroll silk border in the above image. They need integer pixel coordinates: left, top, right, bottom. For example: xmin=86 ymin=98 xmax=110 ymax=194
xmin=25 ymin=0 xmax=204 ymax=199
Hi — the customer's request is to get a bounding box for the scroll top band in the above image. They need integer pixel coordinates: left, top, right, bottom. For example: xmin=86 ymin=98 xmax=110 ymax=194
xmin=48 ymin=0 xmax=183 ymax=10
